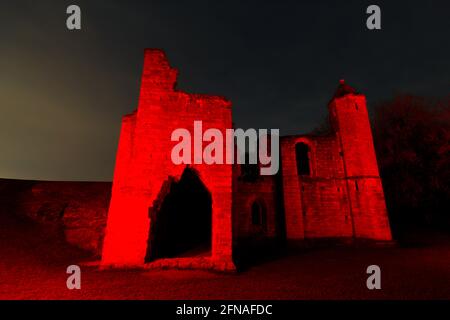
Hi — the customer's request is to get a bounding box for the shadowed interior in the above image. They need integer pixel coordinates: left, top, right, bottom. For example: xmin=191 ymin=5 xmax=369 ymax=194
xmin=146 ymin=167 xmax=212 ymax=261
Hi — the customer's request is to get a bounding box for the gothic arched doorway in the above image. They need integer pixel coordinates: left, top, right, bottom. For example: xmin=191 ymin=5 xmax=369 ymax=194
xmin=145 ymin=167 xmax=212 ymax=261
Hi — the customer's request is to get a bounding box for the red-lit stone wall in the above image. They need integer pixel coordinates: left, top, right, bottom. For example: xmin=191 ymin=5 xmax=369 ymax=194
xmin=101 ymin=50 xmax=234 ymax=268
xmin=0 ymin=179 xmax=110 ymax=256
xmin=329 ymin=94 xmax=391 ymax=240
xmin=280 ymin=135 xmax=352 ymax=239
xmin=232 ymin=164 xmax=278 ymax=242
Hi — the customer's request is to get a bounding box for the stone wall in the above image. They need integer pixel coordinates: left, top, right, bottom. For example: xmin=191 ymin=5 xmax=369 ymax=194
xmin=0 ymin=179 xmax=110 ymax=257
xmin=280 ymin=135 xmax=353 ymax=239
xmin=329 ymin=92 xmax=392 ymax=240
xmin=232 ymin=166 xmax=279 ymax=242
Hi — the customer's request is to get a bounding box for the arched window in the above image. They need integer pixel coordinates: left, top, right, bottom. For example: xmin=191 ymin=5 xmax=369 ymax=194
xmin=251 ymin=201 xmax=266 ymax=226
xmin=295 ymin=142 xmax=311 ymax=176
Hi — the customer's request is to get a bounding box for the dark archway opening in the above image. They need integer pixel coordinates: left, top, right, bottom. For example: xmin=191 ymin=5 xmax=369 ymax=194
xmin=145 ymin=167 xmax=212 ymax=262
xmin=295 ymin=143 xmax=311 ymax=176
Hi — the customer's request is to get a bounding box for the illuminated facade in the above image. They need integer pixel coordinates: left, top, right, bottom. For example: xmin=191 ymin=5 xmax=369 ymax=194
xmin=101 ymin=49 xmax=392 ymax=270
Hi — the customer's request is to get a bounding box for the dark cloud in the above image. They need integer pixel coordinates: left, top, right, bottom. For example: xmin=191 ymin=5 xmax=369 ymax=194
xmin=0 ymin=0 xmax=448 ymax=180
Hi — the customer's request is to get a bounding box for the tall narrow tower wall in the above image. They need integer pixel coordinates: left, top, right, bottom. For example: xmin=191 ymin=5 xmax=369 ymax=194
xmin=328 ymin=88 xmax=392 ymax=240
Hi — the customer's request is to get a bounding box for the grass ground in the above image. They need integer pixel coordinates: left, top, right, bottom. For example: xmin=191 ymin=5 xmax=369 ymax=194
xmin=0 ymin=211 xmax=449 ymax=300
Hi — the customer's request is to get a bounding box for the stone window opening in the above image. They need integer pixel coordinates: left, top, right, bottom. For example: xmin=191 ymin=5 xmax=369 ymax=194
xmin=295 ymin=142 xmax=311 ymax=176
xmin=251 ymin=200 xmax=266 ymax=228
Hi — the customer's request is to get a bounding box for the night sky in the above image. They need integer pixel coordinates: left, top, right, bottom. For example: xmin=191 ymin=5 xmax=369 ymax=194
xmin=0 ymin=0 xmax=448 ymax=181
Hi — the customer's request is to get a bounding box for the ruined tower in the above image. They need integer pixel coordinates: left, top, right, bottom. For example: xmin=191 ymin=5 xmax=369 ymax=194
xmin=280 ymin=80 xmax=391 ymax=242
xmin=328 ymin=80 xmax=392 ymax=240
xmin=101 ymin=49 xmax=235 ymax=270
